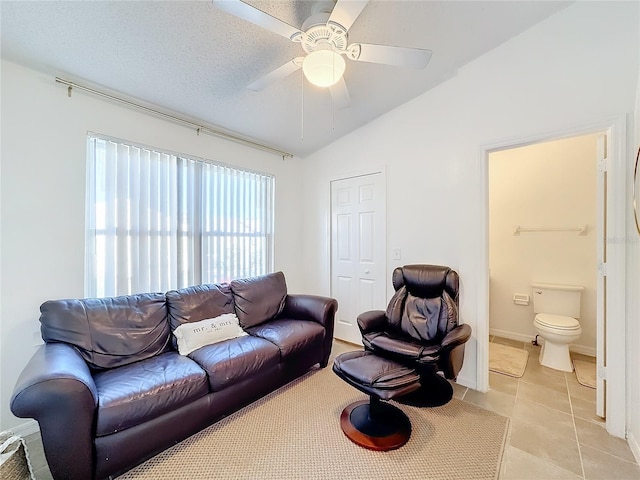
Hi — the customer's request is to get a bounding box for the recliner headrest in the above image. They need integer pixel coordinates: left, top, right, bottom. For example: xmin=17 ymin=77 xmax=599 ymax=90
xmin=392 ymin=264 xmax=459 ymax=303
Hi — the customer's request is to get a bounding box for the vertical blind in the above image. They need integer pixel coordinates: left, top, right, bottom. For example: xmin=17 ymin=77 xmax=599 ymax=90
xmin=86 ymin=135 xmax=274 ymax=298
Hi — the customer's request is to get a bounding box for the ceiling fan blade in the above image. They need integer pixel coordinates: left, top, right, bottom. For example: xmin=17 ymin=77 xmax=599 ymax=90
xmin=352 ymin=43 xmax=432 ymax=69
xmin=328 ymin=0 xmax=369 ymax=32
xmin=247 ymin=58 xmax=304 ymax=92
xmin=213 ymin=0 xmax=302 ymax=41
xmin=329 ymin=77 xmax=351 ymax=110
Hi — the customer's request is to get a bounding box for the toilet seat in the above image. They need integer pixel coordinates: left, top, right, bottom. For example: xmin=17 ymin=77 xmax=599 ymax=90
xmin=534 ymin=313 xmax=580 ymax=331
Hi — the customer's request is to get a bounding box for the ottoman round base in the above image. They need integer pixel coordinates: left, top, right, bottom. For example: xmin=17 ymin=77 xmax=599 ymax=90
xmin=340 ymin=399 xmax=412 ymax=451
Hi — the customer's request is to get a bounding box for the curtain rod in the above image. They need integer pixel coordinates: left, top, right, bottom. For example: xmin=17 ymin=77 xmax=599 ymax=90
xmin=55 ymin=77 xmax=294 ymax=159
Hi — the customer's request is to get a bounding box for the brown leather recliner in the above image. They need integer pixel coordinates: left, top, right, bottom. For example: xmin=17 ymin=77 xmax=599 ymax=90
xmin=357 ymin=264 xmax=472 ymax=405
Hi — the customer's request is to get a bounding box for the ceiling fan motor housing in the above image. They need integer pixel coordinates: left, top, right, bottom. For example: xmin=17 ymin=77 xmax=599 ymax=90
xmin=295 ymin=12 xmax=349 ymax=56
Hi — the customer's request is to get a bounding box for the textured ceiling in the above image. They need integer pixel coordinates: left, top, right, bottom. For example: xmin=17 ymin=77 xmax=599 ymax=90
xmin=1 ymin=1 xmax=572 ymax=158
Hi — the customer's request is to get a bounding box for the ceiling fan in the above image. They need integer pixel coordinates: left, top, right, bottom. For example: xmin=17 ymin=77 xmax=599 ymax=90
xmin=213 ymin=0 xmax=432 ymax=109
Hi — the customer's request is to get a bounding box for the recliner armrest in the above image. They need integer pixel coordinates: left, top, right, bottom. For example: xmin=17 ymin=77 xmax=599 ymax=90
xmin=11 ymin=343 xmax=98 ymax=480
xmin=441 ymin=323 xmax=472 ymax=350
xmin=357 ymin=310 xmax=387 ymax=334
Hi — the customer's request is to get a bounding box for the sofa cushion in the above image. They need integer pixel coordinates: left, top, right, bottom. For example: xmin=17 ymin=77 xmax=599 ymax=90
xmin=93 ymin=352 xmax=209 ymax=436
xmin=230 ymin=272 xmax=287 ymax=328
xmin=189 ymin=335 xmax=280 ymax=391
xmin=173 ymin=313 xmax=248 ymax=355
xmin=40 ymin=293 xmax=171 ymax=370
xmin=166 ymin=283 xmax=235 ymax=332
xmin=247 ymin=319 xmax=325 ymax=359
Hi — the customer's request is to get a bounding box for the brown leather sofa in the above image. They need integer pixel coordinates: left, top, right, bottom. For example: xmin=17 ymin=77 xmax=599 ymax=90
xmin=10 ymin=272 xmax=337 ymax=480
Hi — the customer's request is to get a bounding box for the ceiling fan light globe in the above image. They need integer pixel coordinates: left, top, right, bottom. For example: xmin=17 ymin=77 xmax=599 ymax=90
xmin=302 ymin=50 xmax=346 ymax=88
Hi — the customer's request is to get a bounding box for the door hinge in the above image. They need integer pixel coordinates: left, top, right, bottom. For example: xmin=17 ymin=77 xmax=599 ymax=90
xmin=598 ymin=365 xmax=606 ymax=380
xmin=598 ymin=158 xmax=609 ymax=173
xmin=598 ymin=262 xmax=608 ymax=276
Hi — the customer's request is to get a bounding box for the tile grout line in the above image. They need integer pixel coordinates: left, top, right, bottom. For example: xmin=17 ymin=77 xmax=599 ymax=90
xmin=565 ymin=370 xmax=587 ymax=479
xmin=498 ymin=362 xmax=522 ymax=479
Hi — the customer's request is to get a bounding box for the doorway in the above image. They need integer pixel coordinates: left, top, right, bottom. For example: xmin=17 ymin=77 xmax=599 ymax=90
xmin=477 ymin=117 xmax=627 ymax=438
xmin=330 ymin=172 xmax=386 ymax=345
xmin=487 ymin=133 xmax=602 ymax=416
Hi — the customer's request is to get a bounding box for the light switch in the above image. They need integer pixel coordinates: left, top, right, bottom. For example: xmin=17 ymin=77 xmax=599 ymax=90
xmin=392 ymin=248 xmax=401 ymax=260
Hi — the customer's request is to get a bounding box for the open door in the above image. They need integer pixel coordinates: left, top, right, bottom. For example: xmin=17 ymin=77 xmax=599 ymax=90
xmin=595 ymin=132 xmax=607 ymax=418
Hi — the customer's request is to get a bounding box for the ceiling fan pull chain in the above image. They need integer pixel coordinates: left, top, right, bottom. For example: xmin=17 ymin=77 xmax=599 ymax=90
xmin=332 ymin=88 xmax=335 ymax=132
xmin=332 ymin=56 xmax=335 ymax=131
xmin=301 ymin=71 xmax=304 ymax=140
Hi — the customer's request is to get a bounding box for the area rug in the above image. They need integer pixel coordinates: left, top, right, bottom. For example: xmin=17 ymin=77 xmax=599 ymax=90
xmin=118 ymin=357 xmax=509 ymax=480
xmin=489 ymin=343 xmax=529 ymax=378
xmin=573 ymin=359 xmax=596 ymax=389
xmin=0 ymin=431 xmax=35 ymax=480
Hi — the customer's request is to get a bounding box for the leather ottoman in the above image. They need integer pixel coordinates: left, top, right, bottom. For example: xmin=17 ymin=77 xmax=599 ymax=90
xmin=332 ymin=350 xmax=421 ymax=451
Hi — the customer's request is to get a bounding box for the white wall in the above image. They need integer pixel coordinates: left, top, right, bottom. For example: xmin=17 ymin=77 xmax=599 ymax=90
xmin=628 ymin=9 xmax=640 ymax=458
xmin=489 ymin=134 xmax=598 ymax=354
xmin=0 ymin=60 xmax=304 ymax=430
xmin=301 ymin=1 xmax=639 ymax=393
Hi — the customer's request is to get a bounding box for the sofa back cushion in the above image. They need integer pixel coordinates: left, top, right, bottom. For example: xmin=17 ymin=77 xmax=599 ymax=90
xmin=230 ymin=272 xmax=287 ymax=328
xmin=166 ymin=283 xmax=235 ymax=333
xmin=40 ymin=293 xmax=171 ymax=370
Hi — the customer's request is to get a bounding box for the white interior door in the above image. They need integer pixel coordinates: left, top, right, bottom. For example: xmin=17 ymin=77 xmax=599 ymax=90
xmin=331 ymin=173 xmax=386 ymax=345
xmin=595 ymin=132 xmax=607 ymax=418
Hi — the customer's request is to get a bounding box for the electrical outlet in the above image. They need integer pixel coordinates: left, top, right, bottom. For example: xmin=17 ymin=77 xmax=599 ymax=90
xmin=392 ymin=248 xmax=401 ymax=260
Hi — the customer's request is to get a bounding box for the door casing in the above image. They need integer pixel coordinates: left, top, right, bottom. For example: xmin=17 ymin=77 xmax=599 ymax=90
xmin=476 ymin=116 xmax=627 ymax=438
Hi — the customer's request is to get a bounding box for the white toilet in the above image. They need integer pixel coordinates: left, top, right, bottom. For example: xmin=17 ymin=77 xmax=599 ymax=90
xmin=532 ymin=283 xmax=583 ymax=372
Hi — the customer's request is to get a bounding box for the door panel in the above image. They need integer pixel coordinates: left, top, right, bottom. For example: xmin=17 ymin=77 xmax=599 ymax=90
xmin=336 ymin=214 xmax=351 ymax=260
xmin=359 ymin=212 xmax=374 ymax=262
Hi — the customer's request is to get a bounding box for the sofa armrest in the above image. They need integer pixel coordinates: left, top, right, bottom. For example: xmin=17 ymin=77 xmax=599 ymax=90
xmin=280 ymin=294 xmax=337 ymax=328
xmin=11 ymin=343 xmax=98 ymax=480
xmin=279 ymin=294 xmax=338 ymax=367
xmin=356 ymin=310 xmax=387 ymax=334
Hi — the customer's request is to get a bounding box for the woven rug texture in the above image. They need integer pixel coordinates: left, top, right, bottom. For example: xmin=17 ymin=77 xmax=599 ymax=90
xmin=0 ymin=431 xmax=35 ymax=480
xmin=118 ymin=352 xmax=509 ymax=480
xmin=488 ymin=343 xmax=529 ymax=378
xmin=573 ymin=359 xmax=596 ymax=388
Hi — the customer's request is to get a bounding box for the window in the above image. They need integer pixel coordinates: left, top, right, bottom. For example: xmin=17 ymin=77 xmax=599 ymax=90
xmin=86 ymin=135 xmax=274 ymax=298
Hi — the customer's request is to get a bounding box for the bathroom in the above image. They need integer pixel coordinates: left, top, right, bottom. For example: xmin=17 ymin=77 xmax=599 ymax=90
xmin=488 ymin=133 xmax=599 ymax=387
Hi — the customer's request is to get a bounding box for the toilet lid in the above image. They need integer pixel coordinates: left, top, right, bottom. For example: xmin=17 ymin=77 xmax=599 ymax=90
xmin=535 ymin=313 xmax=580 ymax=330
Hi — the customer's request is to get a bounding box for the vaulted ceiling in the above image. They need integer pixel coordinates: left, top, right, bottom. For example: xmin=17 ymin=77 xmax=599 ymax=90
xmin=1 ymin=1 xmax=572 ymax=157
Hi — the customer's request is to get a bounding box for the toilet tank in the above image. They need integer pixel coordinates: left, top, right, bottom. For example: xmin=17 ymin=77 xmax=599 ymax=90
xmin=531 ymin=283 xmax=583 ymax=318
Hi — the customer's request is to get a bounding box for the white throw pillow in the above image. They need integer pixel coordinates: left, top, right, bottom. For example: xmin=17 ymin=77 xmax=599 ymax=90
xmin=173 ymin=313 xmax=248 ymax=356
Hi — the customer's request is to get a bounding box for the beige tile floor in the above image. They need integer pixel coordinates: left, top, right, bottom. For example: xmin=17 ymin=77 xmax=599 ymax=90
xmin=22 ymin=337 xmax=640 ymax=480
xmin=483 ymin=336 xmax=640 ymax=480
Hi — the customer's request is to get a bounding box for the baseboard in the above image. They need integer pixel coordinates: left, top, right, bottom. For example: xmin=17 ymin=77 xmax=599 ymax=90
xmin=629 ymin=432 xmax=640 ymax=465
xmin=8 ymin=419 xmax=39 ymax=437
xmin=568 ymin=344 xmax=596 ymax=357
xmin=489 ymin=328 xmax=596 ymax=357
xmin=455 ymin=373 xmax=476 ymax=391
xmin=489 ymin=328 xmax=532 ymax=344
